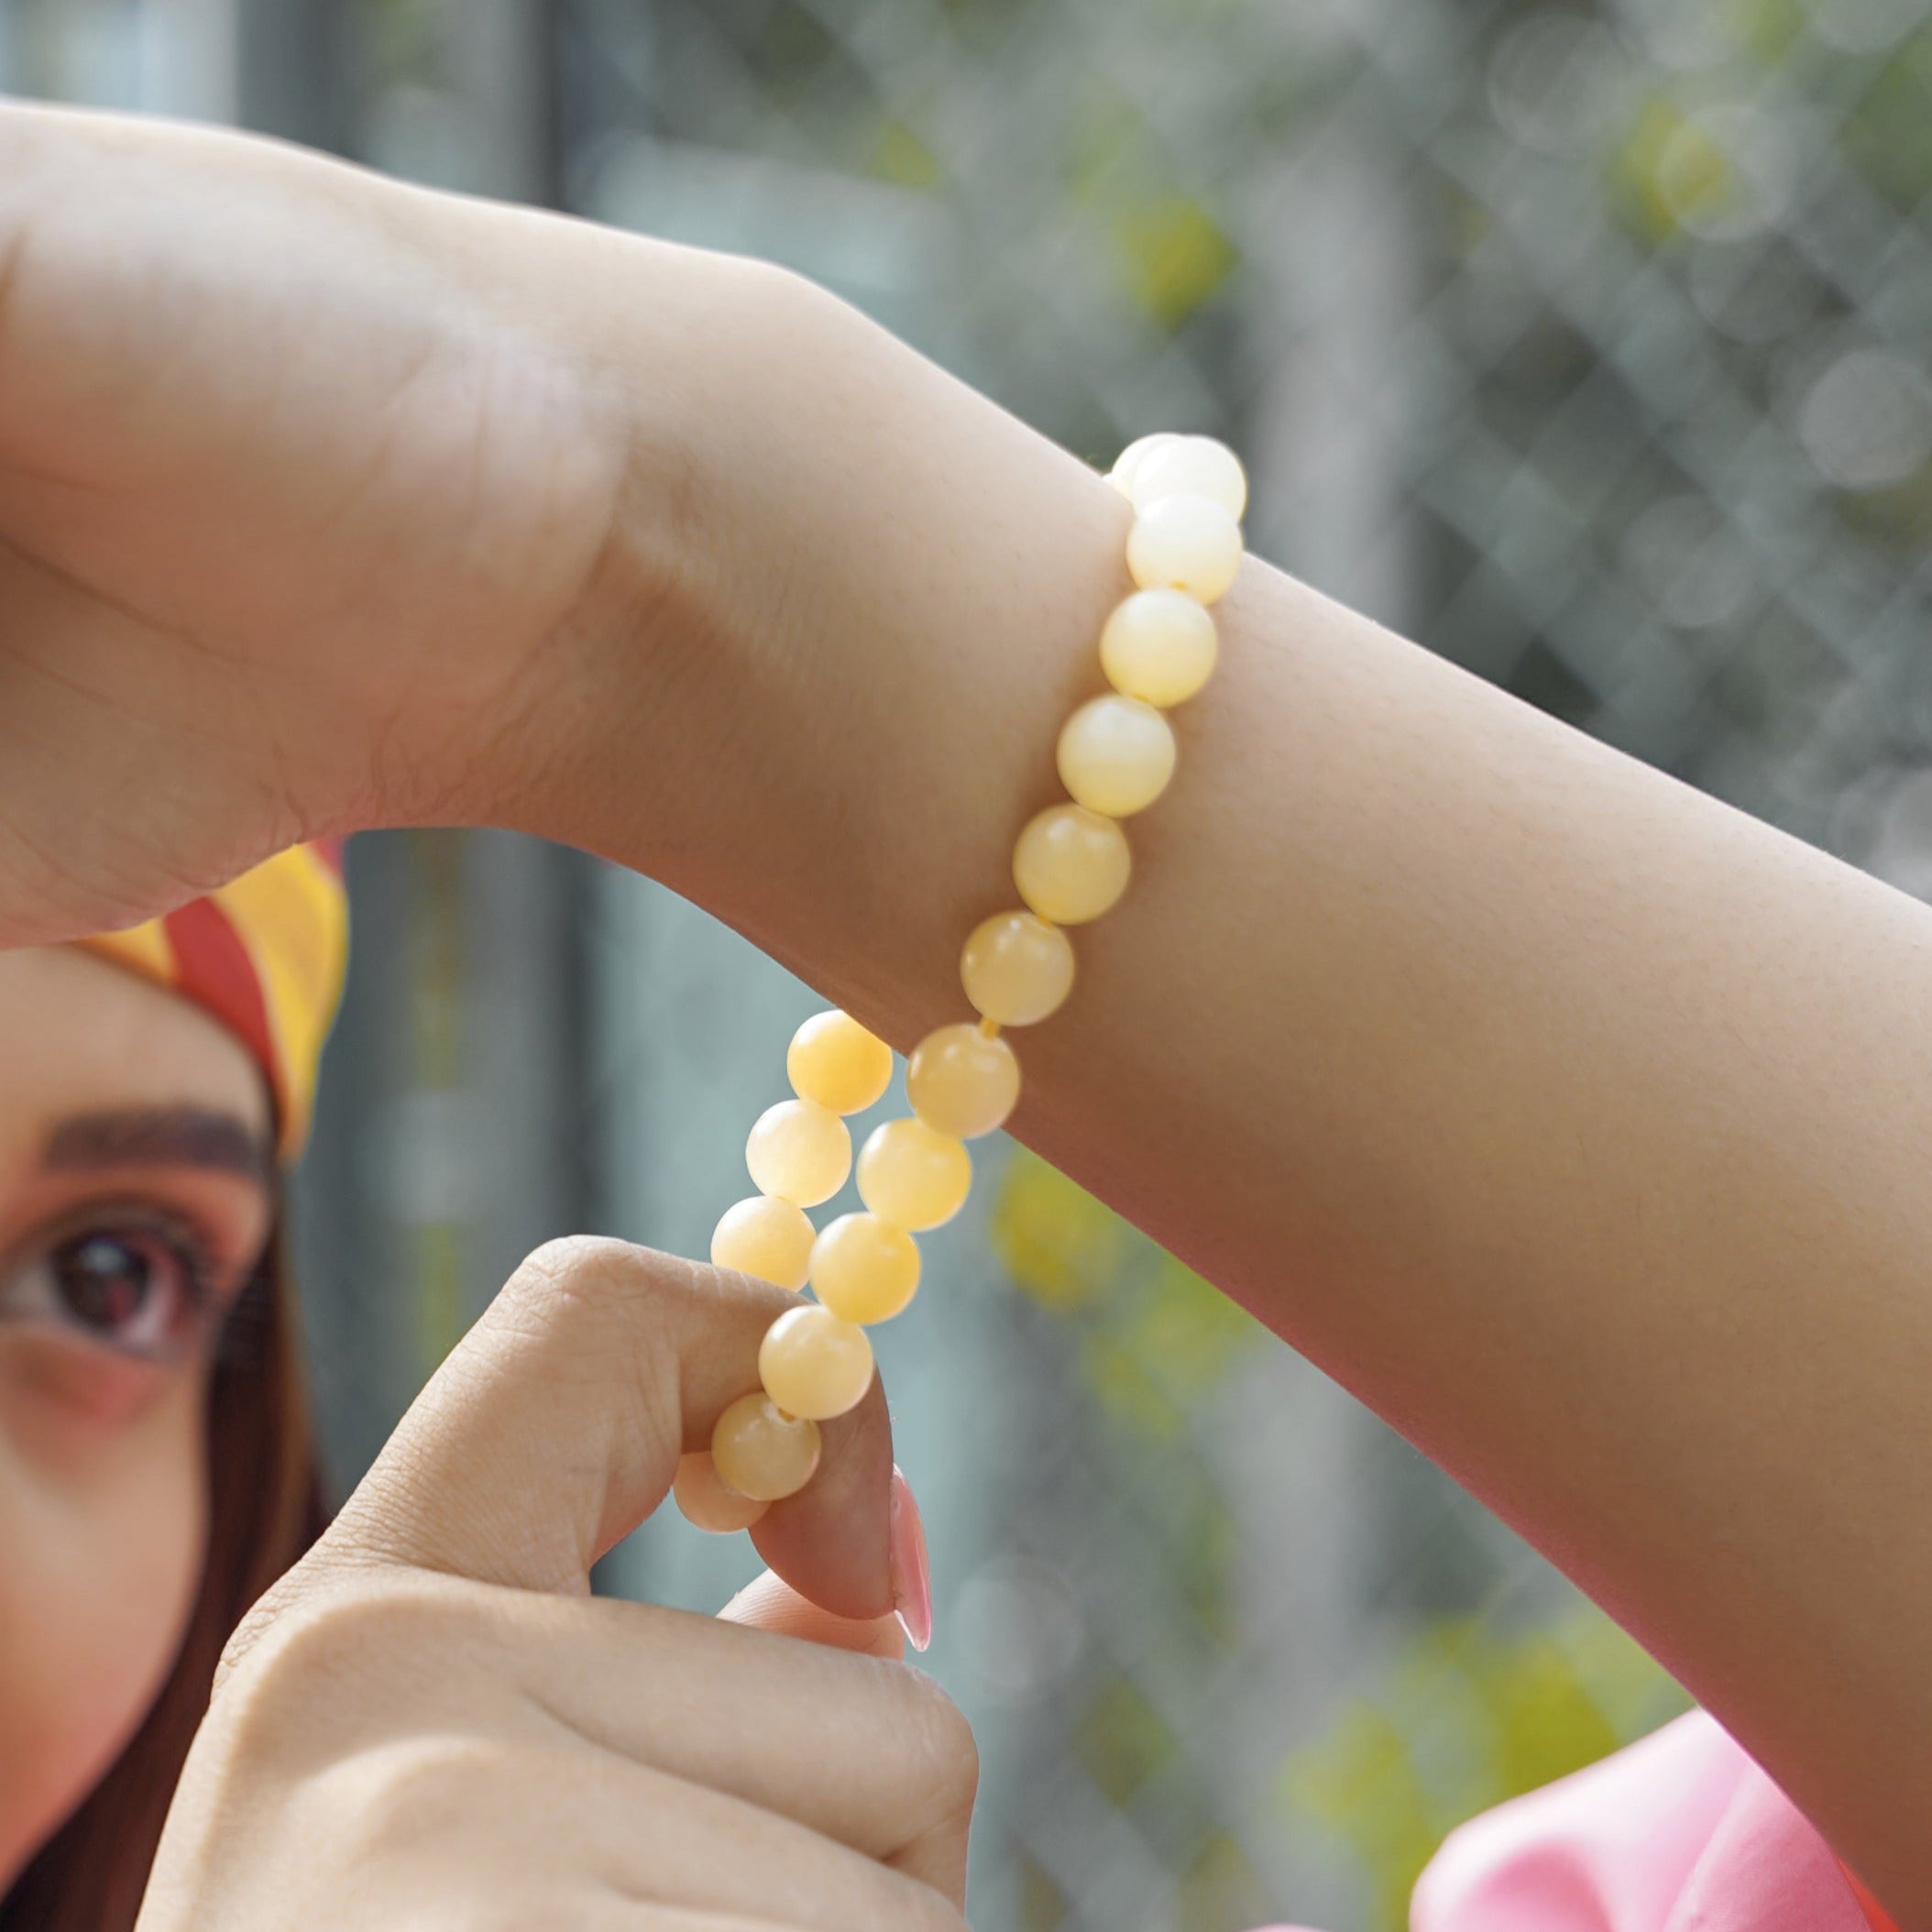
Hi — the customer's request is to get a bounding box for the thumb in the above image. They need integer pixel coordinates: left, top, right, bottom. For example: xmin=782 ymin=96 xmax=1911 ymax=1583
xmin=299 ymin=1236 xmax=894 ymax=1619
xmin=720 ymin=1570 xmax=906 ymax=1661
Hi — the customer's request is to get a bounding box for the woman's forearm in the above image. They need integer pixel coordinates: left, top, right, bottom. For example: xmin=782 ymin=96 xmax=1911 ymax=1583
xmin=528 ymin=272 xmax=1932 ymax=1908
xmin=1 ymin=98 xmax=1921 ymax=1907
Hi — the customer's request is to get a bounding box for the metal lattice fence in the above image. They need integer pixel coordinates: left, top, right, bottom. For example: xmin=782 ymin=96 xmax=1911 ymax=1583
xmin=5 ymin=1 xmax=1929 ymax=1927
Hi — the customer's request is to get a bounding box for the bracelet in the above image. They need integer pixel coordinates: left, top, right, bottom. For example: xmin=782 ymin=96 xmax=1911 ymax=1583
xmin=671 ymin=433 xmax=1248 ymax=1535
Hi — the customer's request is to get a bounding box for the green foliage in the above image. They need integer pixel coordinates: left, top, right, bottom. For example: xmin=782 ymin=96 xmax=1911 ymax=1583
xmin=1018 ymin=1852 xmax=1070 ymax=1932
xmin=1740 ymin=0 xmax=1805 ymax=62
xmin=993 ymin=1152 xmax=1264 ymax=1448
xmin=1282 ymin=1609 xmax=1692 ymax=1931
xmin=1840 ymin=27 xmax=1932 ymax=213
xmin=1114 ymin=194 xmax=1239 ymax=330
xmin=1058 ymin=80 xmax=1239 ymax=330
xmin=991 ymin=1150 xmax=1129 ymax=1312
xmin=1285 ymin=1703 xmax=1443 ymax=1930
xmin=1077 ymin=1672 xmax=1180 ymax=1804
xmin=872 ymin=116 xmax=943 ymax=189
xmin=1180 ymin=1832 xmax=1276 ymax=1932
xmin=1614 ymin=95 xmax=1736 ymax=243
xmin=992 ymin=1158 xmax=1687 ymax=1929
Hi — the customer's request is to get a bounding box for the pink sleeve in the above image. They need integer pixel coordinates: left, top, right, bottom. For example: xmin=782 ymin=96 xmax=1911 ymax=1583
xmin=1249 ymin=1711 xmax=1886 ymax=1932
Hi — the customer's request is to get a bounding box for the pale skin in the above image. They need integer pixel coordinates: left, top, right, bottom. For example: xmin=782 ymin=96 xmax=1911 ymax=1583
xmin=142 ymin=1238 xmax=975 ymax=1932
xmin=0 ymin=947 xmax=974 ymax=1926
xmin=0 ymin=950 xmax=269 ymax=1891
xmin=1 ymin=96 xmax=1928 ymax=1922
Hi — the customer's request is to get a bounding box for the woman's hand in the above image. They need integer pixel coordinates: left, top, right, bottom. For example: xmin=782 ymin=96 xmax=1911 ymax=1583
xmin=0 ymin=101 xmax=786 ymax=943
xmin=16 ymin=94 xmax=1932 ymax=1924
xmin=135 ymin=1239 xmax=973 ymax=1931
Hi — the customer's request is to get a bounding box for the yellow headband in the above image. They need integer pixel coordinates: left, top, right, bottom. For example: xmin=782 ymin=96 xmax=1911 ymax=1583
xmin=75 ymin=842 xmax=350 ymax=1160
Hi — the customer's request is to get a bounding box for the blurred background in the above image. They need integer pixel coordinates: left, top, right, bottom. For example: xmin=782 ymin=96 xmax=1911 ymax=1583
xmin=5 ymin=0 xmax=1930 ymax=1925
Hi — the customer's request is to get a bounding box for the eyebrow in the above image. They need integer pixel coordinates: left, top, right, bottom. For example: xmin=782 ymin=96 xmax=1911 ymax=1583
xmin=41 ymin=1107 xmax=274 ymax=1188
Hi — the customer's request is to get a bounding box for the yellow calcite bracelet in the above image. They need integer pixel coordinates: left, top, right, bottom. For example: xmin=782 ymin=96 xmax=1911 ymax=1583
xmin=682 ymin=434 xmax=1247 ymax=1532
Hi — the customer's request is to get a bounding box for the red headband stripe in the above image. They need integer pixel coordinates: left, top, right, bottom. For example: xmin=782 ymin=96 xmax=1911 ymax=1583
xmin=159 ymin=895 xmax=283 ymax=1121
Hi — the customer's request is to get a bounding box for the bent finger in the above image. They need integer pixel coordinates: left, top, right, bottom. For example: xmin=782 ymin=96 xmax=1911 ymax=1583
xmin=309 ymin=1237 xmax=893 ymax=1619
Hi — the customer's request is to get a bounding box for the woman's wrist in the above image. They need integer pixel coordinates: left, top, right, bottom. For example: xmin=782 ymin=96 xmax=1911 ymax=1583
xmin=530 ymin=258 xmax=1138 ymax=1047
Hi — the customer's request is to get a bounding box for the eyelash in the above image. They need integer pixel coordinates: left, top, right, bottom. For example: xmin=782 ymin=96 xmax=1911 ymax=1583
xmin=0 ymin=1202 xmax=234 ymax=1363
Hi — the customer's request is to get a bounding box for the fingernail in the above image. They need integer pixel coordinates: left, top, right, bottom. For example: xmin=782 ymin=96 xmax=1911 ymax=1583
xmin=889 ymin=1465 xmax=933 ymax=1653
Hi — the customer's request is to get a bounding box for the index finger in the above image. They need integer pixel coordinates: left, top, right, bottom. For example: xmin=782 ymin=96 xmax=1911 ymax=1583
xmin=313 ymin=1236 xmax=894 ymax=1622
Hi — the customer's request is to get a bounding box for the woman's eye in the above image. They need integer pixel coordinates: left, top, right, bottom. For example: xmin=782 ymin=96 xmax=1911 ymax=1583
xmin=1 ymin=1224 xmax=211 ymax=1360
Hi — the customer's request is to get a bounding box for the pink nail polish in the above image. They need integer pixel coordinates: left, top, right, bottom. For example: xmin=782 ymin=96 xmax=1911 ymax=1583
xmin=889 ymin=1465 xmax=933 ymax=1653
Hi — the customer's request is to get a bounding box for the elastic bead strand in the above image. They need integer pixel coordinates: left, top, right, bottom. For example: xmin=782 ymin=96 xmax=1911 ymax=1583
xmin=1099 ymin=588 xmax=1219 ymax=708
xmin=787 ymin=1009 xmax=894 ymax=1114
xmin=746 ymin=1097 xmax=851 ymax=1207
xmin=1129 ymin=434 xmax=1249 ymax=520
xmin=711 ymin=1393 xmax=822 ymax=1502
xmin=674 ymin=1452 xmax=770 ymax=1533
xmin=710 ymin=1194 xmax=817 ymax=1291
xmin=857 ymin=1118 xmax=971 ymax=1233
xmin=759 ymin=1304 xmax=875 ymax=1421
xmin=1109 ymin=431 xmax=1182 ymax=497
xmin=907 ymin=1022 xmax=1021 ymax=1138
xmin=1013 ymin=804 xmax=1132 ymax=926
xmin=961 ymin=910 xmax=1075 ymax=1026
xmin=1125 ymin=492 xmax=1244 ymax=604
xmin=695 ymin=434 xmax=1244 ymax=1530
xmin=1056 ymin=695 xmax=1177 ymax=818
xmin=811 ymin=1209 xmax=924 ymax=1320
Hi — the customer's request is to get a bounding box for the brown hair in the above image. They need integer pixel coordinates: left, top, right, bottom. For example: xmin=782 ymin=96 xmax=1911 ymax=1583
xmin=0 ymin=1235 xmax=327 ymax=1931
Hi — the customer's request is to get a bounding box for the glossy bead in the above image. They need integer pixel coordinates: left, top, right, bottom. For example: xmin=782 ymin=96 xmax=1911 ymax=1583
xmin=710 ymin=1194 xmax=817 ymax=1290
xmin=1056 ymin=696 xmax=1177 ymax=818
xmin=857 ymin=1118 xmax=972 ymax=1233
xmin=711 ymin=1393 xmax=822 ymax=1502
xmin=1130 ymin=434 xmax=1248 ymax=520
xmin=1126 ymin=494 xmax=1244 ymax=604
xmin=674 ymin=1451 xmax=769 ymax=1533
xmin=745 ymin=1098 xmax=851 ymax=1207
xmin=906 ymin=1022 xmax=1022 ymax=1139
xmin=1108 ymin=431 xmax=1181 ymax=497
xmin=1100 ymin=588 xmax=1219 ymax=708
xmin=786 ymin=1009 xmax=894 ymax=1115
xmin=1012 ymin=804 xmax=1132 ymax=925
xmin=758 ymin=1304 xmax=875 ymax=1421
xmin=812 ymin=1208 xmax=924 ymax=1320
xmin=961 ymin=910 xmax=1075 ymax=1026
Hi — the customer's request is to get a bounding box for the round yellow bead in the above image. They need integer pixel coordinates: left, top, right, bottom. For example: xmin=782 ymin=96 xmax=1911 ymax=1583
xmin=1129 ymin=434 xmax=1248 ymax=520
xmin=811 ymin=1209 xmax=925 ymax=1319
xmin=906 ymin=1022 xmax=1022 ymax=1138
xmin=673 ymin=1451 xmax=769 ymax=1533
xmin=1013 ymin=804 xmax=1132 ymax=926
xmin=758 ymin=1304 xmax=875 ymax=1422
xmin=1125 ymin=494 xmax=1244 ymax=604
xmin=745 ymin=1098 xmax=851 ymax=1207
xmin=710 ymin=1392 xmax=822 ymax=1502
xmin=1056 ymin=696 xmax=1177 ymax=818
xmin=857 ymin=1118 xmax=973 ymax=1232
xmin=1108 ymin=431 xmax=1182 ymax=498
xmin=1099 ymin=588 xmax=1219 ymax=708
xmin=709 ymin=1194 xmax=817 ymax=1290
xmin=960 ymin=909 xmax=1076 ymax=1026
xmin=786 ymin=1009 xmax=894 ymax=1115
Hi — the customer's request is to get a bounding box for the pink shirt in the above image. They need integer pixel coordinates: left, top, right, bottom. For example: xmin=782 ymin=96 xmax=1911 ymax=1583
xmin=1258 ymin=1712 xmax=1895 ymax=1932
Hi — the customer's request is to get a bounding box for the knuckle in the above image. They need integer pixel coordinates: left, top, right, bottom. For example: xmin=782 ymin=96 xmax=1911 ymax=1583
xmin=509 ymin=1233 xmax=639 ymax=1303
xmin=889 ymin=1874 xmax=972 ymax=1932
xmin=213 ymin=1570 xmax=469 ymax=1762
xmin=891 ymin=1668 xmax=981 ymax=1819
xmin=327 ymin=1731 xmax=514 ymax=1862
xmin=501 ymin=1234 xmax=699 ymax=1330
